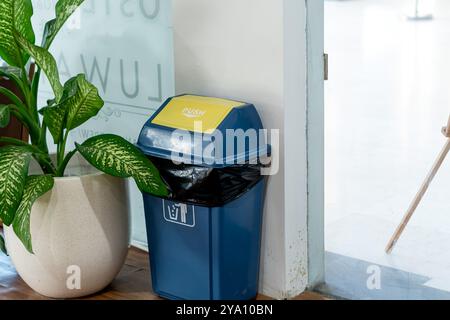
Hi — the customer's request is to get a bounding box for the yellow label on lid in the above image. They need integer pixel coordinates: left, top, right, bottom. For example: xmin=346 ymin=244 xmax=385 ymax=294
xmin=151 ymin=95 xmax=244 ymax=134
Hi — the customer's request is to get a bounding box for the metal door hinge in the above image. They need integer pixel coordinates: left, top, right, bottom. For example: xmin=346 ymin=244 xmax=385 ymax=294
xmin=324 ymin=53 xmax=328 ymax=81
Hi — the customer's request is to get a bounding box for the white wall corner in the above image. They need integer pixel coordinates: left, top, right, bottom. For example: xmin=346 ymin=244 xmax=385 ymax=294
xmin=283 ymin=0 xmax=309 ymax=298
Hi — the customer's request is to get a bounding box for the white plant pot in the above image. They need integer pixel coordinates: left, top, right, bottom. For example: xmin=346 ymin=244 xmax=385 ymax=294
xmin=4 ymin=156 xmax=130 ymax=299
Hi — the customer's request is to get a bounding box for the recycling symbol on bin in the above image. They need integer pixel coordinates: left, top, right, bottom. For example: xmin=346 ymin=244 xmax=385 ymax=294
xmin=163 ymin=200 xmax=196 ymax=227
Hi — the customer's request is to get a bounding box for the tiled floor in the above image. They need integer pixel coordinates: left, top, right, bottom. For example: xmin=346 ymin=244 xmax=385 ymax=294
xmin=325 ymin=0 xmax=450 ymax=299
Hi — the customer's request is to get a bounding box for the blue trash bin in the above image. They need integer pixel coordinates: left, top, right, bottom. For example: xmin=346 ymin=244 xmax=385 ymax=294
xmin=137 ymin=94 xmax=270 ymax=300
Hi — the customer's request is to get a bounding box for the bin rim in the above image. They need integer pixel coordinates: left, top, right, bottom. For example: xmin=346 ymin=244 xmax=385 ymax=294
xmin=137 ymin=94 xmax=271 ymax=168
xmin=136 ymin=142 xmax=271 ymax=169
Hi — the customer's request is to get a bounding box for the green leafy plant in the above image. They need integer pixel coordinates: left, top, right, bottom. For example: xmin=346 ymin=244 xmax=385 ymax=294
xmin=0 ymin=0 xmax=168 ymax=254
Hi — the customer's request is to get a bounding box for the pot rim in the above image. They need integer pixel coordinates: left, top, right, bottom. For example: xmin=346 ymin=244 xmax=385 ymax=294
xmin=32 ymin=153 xmax=109 ymax=181
xmin=53 ymin=171 xmax=107 ymax=181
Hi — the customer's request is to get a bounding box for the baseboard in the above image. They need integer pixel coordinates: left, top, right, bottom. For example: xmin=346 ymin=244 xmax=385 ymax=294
xmin=130 ymin=240 xmax=149 ymax=252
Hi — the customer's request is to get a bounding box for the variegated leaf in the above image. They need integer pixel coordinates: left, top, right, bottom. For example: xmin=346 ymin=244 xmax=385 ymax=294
xmin=14 ymin=31 xmax=63 ymax=101
xmin=0 ymin=0 xmax=35 ymax=67
xmin=62 ymin=74 xmax=104 ymax=130
xmin=0 ymin=146 xmax=31 ymax=226
xmin=40 ymin=74 xmax=104 ymax=143
xmin=76 ymin=134 xmax=168 ymax=196
xmin=0 ymin=105 xmax=11 ymax=128
xmin=40 ymin=103 xmax=66 ymax=144
xmin=42 ymin=0 xmax=85 ymax=49
xmin=0 ymin=234 xmax=6 ymax=255
xmin=13 ymin=175 xmax=54 ymax=253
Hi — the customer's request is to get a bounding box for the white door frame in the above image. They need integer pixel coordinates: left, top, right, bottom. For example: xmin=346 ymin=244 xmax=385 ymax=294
xmin=283 ymin=0 xmax=325 ymax=296
xmin=306 ymin=0 xmax=325 ymax=288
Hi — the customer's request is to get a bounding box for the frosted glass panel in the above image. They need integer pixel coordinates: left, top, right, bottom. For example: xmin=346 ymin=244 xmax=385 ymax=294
xmin=32 ymin=0 xmax=174 ymax=248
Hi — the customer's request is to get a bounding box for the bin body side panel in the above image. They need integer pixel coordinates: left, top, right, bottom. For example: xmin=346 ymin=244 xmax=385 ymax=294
xmin=211 ymin=180 xmax=266 ymax=300
xmin=143 ymin=180 xmax=266 ymax=300
xmin=143 ymin=195 xmax=212 ymax=300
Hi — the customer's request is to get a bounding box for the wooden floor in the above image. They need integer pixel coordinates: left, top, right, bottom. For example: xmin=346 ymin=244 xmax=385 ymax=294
xmin=0 ymin=246 xmax=326 ymax=300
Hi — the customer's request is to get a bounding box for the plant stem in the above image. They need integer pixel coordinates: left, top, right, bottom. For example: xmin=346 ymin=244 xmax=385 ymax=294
xmin=56 ymin=150 xmax=77 ymax=177
xmin=57 ymin=129 xmax=70 ymax=168
xmin=0 ymin=136 xmax=34 ymax=148
xmin=0 ymin=69 xmax=28 ymax=101
xmin=20 ymin=66 xmax=35 ymax=118
xmin=32 ymin=69 xmax=52 ymax=157
xmin=30 ymin=67 xmax=41 ymax=124
xmin=1 ymin=68 xmax=53 ymax=172
xmin=0 ymin=86 xmax=36 ymax=136
xmin=31 ymin=68 xmax=41 ymax=106
xmin=38 ymin=122 xmax=48 ymax=152
xmin=21 ymin=66 xmax=29 ymax=86
xmin=34 ymin=153 xmax=57 ymax=175
xmin=0 ymin=86 xmax=29 ymax=113
xmin=9 ymin=106 xmax=40 ymax=143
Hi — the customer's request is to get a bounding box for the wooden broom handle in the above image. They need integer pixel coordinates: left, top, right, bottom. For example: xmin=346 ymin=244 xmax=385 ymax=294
xmin=443 ymin=115 xmax=450 ymax=137
xmin=386 ymin=136 xmax=450 ymax=253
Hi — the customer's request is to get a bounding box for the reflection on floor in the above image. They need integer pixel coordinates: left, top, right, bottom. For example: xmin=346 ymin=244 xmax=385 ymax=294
xmin=320 ymin=252 xmax=450 ymax=300
xmin=325 ymin=0 xmax=450 ymax=299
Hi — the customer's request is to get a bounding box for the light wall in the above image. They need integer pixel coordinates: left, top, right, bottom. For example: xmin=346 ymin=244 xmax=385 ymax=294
xmin=173 ymin=0 xmax=311 ymax=298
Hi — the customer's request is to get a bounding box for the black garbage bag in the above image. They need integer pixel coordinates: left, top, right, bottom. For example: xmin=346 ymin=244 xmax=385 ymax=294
xmin=149 ymin=156 xmax=265 ymax=207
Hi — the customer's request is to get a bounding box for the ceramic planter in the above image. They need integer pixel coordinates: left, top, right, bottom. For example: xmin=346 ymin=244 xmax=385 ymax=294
xmin=4 ymin=156 xmax=130 ymax=298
